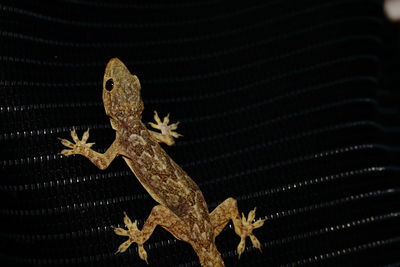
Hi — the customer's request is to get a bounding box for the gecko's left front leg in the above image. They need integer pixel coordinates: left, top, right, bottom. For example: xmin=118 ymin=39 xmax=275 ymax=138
xmin=59 ymin=128 xmax=120 ymax=170
xmin=113 ymin=205 xmax=189 ymax=263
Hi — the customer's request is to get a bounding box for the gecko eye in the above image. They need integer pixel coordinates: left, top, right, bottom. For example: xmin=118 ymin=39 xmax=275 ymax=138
xmin=105 ymin=79 xmax=114 ymax=91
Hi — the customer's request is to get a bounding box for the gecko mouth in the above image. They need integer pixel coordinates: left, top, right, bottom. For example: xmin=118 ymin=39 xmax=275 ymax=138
xmin=105 ymin=78 xmax=114 ymax=91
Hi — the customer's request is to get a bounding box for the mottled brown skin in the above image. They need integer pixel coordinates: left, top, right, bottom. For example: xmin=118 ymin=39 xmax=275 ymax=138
xmin=59 ymin=58 xmax=265 ymax=266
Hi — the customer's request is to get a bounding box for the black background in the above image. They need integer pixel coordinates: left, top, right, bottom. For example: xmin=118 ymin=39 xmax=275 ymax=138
xmin=1 ymin=0 xmax=399 ymax=266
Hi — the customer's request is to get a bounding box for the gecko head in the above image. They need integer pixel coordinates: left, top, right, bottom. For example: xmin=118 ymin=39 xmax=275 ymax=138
xmin=102 ymin=58 xmax=144 ymax=122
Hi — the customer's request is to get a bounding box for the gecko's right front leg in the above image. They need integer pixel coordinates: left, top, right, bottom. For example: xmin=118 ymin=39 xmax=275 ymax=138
xmin=147 ymin=111 xmax=182 ymax=146
xmin=59 ymin=128 xmax=120 ymax=170
xmin=113 ymin=205 xmax=189 ymax=263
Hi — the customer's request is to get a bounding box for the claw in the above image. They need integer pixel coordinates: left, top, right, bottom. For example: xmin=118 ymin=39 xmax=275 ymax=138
xmin=60 ymin=149 xmax=74 ymax=156
xmin=169 ymin=122 xmax=179 ymax=130
xmin=130 ymin=220 xmax=139 ymax=232
xmin=237 ymin=238 xmax=246 ymax=258
xmin=248 ymin=208 xmax=256 ymax=222
xmin=153 ymin=111 xmax=162 ymax=124
xmin=170 ymin=131 xmax=183 ymax=138
xmin=253 ymin=219 xmax=265 ymax=229
xmin=115 ymin=239 xmax=133 ymax=254
xmin=81 ymin=129 xmax=90 ymax=143
xmin=148 ymin=122 xmax=160 ymax=130
xmin=123 ymin=212 xmax=133 ymax=228
xmin=138 ymin=244 xmax=148 ymax=264
xmin=249 ymin=234 xmax=262 ymax=251
xmin=86 ymin=142 xmax=95 ymax=148
xmin=113 ymin=226 xmax=129 ymax=236
xmin=58 ymin=138 xmax=74 ymax=148
xmin=241 ymin=212 xmax=246 ymax=224
xmin=163 ymin=113 xmax=170 ymax=125
xmin=71 ymin=128 xmax=79 ymax=143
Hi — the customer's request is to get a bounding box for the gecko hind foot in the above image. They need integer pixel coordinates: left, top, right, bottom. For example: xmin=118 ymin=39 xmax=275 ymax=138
xmin=237 ymin=208 xmax=265 ymax=258
xmin=58 ymin=128 xmax=95 ymax=156
xmin=113 ymin=212 xmax=148 ymax=263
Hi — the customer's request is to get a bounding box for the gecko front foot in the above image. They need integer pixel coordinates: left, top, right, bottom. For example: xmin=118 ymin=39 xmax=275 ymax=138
xmin=58 ymin=128 xmax=95 ymax=156
xmin=148 ymin=111 xmax=182 ymax=145
xmin=113 ymin=212 xmax=148 ymax=263
xmin=236 ymin=208 xmax=265 ymax=258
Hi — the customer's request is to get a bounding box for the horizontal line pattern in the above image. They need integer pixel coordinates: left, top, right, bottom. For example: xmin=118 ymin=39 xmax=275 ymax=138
xmin=0 ymin=1 xmax=307 ymax=28
xmin=0 ymin=0 xmax=399 ymax=266
xmin=0 ymin=54 xmax=381 ymax=86
xmin=0 ymin=11 xmax=383 ymax=47
xmin=0 ymin=34 xmax=383 ymax=67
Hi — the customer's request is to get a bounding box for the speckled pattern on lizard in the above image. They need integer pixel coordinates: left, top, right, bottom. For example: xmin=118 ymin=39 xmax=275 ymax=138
xmin=59 ymin=58 xmax=265 ymax=267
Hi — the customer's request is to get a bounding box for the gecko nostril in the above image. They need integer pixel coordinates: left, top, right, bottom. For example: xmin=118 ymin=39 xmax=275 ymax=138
xmin=105 ymin=79 xmax=114 ymax=91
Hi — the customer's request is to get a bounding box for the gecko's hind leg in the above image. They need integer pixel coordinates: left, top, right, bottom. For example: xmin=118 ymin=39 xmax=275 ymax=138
xmin=147 ymin=111 xmax=182 ymax=146
xmin=210 ymin=198 xmax=265 ymax=258
xmin=113 ymin=205 xmax=189 ymax=263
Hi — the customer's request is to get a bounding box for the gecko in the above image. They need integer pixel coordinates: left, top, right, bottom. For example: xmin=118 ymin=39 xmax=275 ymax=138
xmin=59 ymin=58 xmax=265 ymax=267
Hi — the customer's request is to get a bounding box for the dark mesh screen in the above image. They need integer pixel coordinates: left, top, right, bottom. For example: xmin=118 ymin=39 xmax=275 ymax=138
xmin=1 ymin=0 xmax=399 ymax=266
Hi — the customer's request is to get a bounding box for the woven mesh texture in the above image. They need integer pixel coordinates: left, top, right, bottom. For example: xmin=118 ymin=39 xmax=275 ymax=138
xmin=1 ymin=0 xmax=399 ymax=266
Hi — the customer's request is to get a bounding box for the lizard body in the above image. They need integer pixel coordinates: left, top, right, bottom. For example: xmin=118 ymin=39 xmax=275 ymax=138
xmin=59 ymin=58 xmax=265 ymax=266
